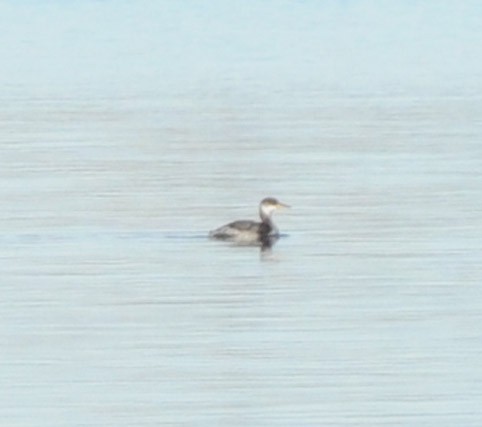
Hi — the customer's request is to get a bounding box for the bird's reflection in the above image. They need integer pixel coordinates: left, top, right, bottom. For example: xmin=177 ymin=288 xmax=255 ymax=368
xmin=260 ymin=234 xmax=279 ymax=253
xmin=208 ymin=197 xmax=289 ymax=257
xmin=209 ymin=234 xmax=280 ymax=258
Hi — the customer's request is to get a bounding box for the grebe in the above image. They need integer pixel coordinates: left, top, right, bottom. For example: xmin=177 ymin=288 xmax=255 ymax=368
xmin=209 ymin=197 xmax=290 ymax=244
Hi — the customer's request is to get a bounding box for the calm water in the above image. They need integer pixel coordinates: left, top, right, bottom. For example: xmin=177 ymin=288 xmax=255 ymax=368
xmin=1 ymin=1 xmax=482 ymax=426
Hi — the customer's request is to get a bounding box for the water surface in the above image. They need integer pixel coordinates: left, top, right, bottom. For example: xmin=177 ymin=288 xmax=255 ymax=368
xmin=1 ymin=1 xmax=482 ymax=426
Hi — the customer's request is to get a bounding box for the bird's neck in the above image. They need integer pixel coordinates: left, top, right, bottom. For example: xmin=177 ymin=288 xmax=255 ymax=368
xmin=260 ymin=210 xmax=278 ymax=235
xmin=259 ymin=208 xmax=272 ymax=222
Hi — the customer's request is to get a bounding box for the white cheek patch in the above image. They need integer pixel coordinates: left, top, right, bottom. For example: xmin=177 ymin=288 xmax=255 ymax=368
xmin=263 ymin=205 xmax=276 ymax=216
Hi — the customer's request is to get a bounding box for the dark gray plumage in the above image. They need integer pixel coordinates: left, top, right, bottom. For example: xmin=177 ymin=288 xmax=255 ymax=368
xmin=209 ymin=197 xmax=289 ymax=244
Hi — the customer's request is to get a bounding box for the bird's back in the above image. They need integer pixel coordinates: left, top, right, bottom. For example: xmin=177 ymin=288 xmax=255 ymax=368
xmin=209 ymin=220 xmax=261 ymax=240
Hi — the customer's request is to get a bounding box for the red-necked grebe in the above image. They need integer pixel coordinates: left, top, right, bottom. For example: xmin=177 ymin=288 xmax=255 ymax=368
xmin=209 ymin=197 xmax=290 ymax=244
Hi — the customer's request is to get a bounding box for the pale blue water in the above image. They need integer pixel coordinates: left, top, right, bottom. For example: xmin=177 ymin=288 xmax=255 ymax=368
xmin=1 ymin=1 xmax=482 ymax=426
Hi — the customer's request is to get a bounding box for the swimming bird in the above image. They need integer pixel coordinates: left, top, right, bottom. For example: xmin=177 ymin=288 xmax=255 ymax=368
xmin=209 ymin=197 xmax=290 ymax=245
